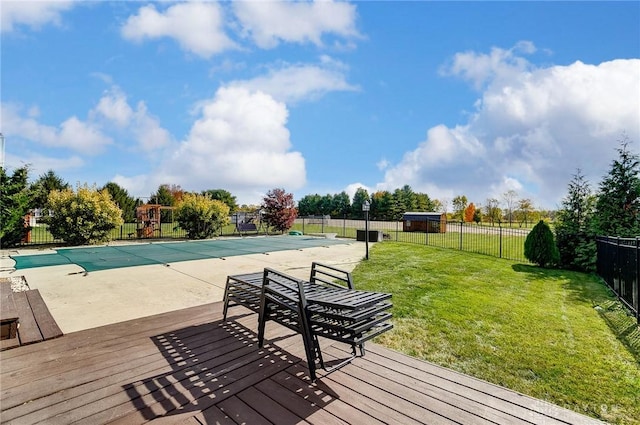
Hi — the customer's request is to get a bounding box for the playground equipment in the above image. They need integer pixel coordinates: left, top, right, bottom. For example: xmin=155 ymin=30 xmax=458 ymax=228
xmin=135 ymin=204 xmax=174 ymax=238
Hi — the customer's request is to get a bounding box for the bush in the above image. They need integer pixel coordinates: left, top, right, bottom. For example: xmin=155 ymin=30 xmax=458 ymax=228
xmin=46 ymin=184 xmax=124 ymax=245
xmin=174 ymin=193 xmax=230 ymax=239
xmin=524 ymin=220 xmax=559 ymax=267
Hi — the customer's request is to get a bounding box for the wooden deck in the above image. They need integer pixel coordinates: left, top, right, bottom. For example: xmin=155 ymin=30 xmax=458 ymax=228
xmin=0 ymin=278 xmax=63 ymax=350
xmin=0 ymin=302 xmax=603 ymax=425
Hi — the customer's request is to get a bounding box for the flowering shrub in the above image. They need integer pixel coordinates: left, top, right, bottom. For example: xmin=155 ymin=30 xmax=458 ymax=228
xmin=47 ymin=184 xmax=123 ymax=245
xmin=174 ymin=193 xmax=230 ymax=239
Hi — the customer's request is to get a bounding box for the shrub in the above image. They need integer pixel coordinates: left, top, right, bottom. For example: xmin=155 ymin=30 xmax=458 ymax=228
xmin=46 ymin=184 xmax=124 ymax=245
xmin=524 ymin=220 xmax=560 ymax=267
xmin=174 ymin=193 xmax=230 ymax=239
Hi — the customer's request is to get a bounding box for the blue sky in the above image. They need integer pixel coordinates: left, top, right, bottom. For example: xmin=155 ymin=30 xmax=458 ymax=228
xmin=2 ymin=1 xmax=639 ymax=210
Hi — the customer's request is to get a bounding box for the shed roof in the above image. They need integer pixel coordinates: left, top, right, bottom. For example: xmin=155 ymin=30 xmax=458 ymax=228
xmin=402 ymin=212 xmax=444 ymax=220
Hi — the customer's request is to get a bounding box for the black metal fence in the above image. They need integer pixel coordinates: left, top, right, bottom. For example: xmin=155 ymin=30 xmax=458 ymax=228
xmin=596 ymin=236 xmax=640 ymax=323
xmin=292 ymin=216 xmax=530 ymax=263
xmin=16 ymin=215 xmax=531 ymax=264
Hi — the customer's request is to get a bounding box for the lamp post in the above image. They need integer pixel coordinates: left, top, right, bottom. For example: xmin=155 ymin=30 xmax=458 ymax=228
xmin=362 ymin=200 xmax=370 ymax=260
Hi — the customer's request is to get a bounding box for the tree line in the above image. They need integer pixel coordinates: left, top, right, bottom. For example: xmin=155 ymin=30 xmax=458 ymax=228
xmin=0 ymin=169 xmax=296 ymax=246
xmin=2 ymin=136 xmax=637 ymax=263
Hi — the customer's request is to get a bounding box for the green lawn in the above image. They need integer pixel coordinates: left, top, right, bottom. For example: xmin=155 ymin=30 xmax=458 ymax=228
xmin=352 ymin=242 xmax=640 ymax=425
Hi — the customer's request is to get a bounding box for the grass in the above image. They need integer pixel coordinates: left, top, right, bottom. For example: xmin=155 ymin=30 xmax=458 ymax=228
xmin=291 ymin=222 xmax=528 ymax=262
xmin=352 ymin=242 xmax=640 ymax=425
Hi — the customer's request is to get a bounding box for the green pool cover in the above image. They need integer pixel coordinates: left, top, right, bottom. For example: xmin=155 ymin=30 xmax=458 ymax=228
xmin=11 ymin=236 xmax=350 ymax=273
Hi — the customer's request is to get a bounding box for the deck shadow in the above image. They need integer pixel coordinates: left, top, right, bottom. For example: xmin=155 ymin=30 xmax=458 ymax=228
xmin=121 ymin=317 xmax=337 ymax=423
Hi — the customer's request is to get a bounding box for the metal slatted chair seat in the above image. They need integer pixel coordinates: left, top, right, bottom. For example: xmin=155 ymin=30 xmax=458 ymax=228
xmin=306 ymin=300 xmax=392 ymax=322
xmin=308 ymin=311 xmax=393 ymax=344
xmin=222 ymin=272 xmax=263 ymax=320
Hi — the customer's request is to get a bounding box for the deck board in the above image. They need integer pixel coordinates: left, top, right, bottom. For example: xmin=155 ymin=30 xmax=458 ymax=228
xmin=25 ymin=289 xmax=63 ymax=340
xmin=0 ymin=302 xmax=604 ymax=425
xmin=10 ymin=291 xmax=42 ymax=345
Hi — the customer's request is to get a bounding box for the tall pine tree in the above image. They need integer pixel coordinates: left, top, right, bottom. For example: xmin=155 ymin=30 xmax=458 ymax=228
xmin=594 ymin=136 xmax=640 ymax=237
xmin=555 ymin=170 xmax=597 ymax=271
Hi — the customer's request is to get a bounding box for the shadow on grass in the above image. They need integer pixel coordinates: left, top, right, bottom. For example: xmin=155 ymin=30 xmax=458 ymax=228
xmin=512 ymin=263 xmax=640 ymax=364
xmin=511 ymin=264 xmax=603 ymax=303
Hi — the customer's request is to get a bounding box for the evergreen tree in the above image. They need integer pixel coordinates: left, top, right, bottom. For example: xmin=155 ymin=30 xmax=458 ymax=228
xmin=0 ymin=166 xmax=32 ymax=247
xmin=594 ymin=136 xmax=640 ymax=237
xmin=399 ymin=185 xmax=418 ymax=211
xmin=29 ymin=169 xmax=70 ymax=209
xmin=351 ymin=188 xmax=370 ymax=219
xmin=102 ymin=182 xmax=139 ymax=222
xmin=371 ymin=191 xmax=392 ymax=220
xmin=150 ymin=184 xmax=176 ymax=223
xmin=319 ymin=194 xmax=334 ymax=216
xmin=524 ymin=220 xmax=559 ymax=268
xmin=415 ymin=192 xmax=434 ymax=211
xmin=332 ymin=191 xmax=351 ymax=218
xmin=202 ymin=189 xmax=238 ymax=214
xmin=297 ymin=193 xmax=321 ymax=217
xmin=555 ymin=170 xmax=597 ymax=271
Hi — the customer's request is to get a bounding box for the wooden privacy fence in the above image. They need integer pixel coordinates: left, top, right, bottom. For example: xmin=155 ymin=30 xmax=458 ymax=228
xmin=596 ymin=236 xmax=640 ymax=323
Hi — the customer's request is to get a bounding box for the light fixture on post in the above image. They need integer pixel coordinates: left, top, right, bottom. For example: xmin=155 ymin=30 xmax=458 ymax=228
xmin=362 ymin=200 xmax=370 ymax=260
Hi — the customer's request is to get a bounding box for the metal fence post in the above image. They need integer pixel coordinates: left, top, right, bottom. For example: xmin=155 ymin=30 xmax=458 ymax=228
xmin=499 ymin=225 xmax=503 ymax=259
xmin=616 ymin=237 xmax=621 ymax=294
xmin=636 ymin=237 xmax=639 ymax=323
xmin=425 ymin=217 xmax=429 ymax=246
xmin=343 ymin=215 xmax=346 ymax=237
xmin=459 ymin=221 xmax=463 ymax=251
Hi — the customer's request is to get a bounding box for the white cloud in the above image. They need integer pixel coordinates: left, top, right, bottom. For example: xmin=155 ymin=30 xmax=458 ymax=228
xmin=90 ymin=86 xmax=172 ymax=152
xmin=5 ymin=151 xmax=84 ymax=177
xmin=122 ymin=86 xmax=306 ymax=203
xmin=112 ymin=174 xmax=149 ymax=199
xmin=94 ymin=88 xmax=134 ymax=128
xmin=1 ymin=103 xmax=112 ymax=155
xmin=380 ymin=44 xmax=640 ymax=209
xmin=228 ymin=58 xmax=358 ymax=103
xmin=440 ymin=41 xmax=536 ymax=90
xmin=121 ymin=2 xmax=237 ymax=58
xmin=131 ymin=102 xmax=173 ymax=152
xmin=2 ymin=84 xmax=172 ymax=158
xmin=233 ymin=0 xmax=359 ymax=49
xmin=0 ymin=0 xmax=75 ymax=33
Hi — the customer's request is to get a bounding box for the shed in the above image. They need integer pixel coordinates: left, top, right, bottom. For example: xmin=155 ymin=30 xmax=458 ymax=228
xmin=402 ymin=212 xmax=447 ymax=233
